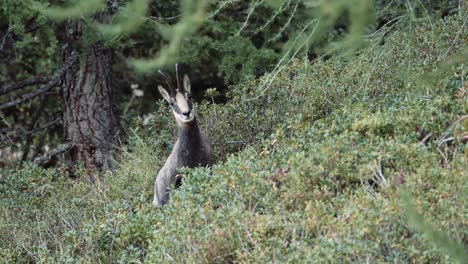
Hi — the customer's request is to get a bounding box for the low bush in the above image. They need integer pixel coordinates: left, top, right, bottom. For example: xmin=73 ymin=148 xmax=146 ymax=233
xmin=1 ymin=14 xmax=466 ymax=262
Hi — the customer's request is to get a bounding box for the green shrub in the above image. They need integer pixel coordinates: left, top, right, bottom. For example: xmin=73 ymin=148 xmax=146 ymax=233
xmin=1 ymin=14 xmax=466 ymax=262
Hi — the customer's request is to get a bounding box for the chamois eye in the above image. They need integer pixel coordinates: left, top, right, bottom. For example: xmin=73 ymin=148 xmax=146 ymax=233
xmin=169 ymin=101 xmax=175 ymax=106
xmin=187 ymin=93 xmax=192 ymax=99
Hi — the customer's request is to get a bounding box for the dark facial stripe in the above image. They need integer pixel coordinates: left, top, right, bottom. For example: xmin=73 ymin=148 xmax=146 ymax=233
xmin=171 ymin=98 xmax=193 ymax=114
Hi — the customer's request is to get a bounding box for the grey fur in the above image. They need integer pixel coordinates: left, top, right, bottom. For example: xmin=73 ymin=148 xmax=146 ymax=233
xmin=153 ymin=76 xmax=214 ymax=207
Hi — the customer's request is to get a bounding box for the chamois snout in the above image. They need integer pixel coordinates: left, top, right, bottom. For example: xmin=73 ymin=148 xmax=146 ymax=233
xmin=180 ymin=111 xmax=194 ymax=123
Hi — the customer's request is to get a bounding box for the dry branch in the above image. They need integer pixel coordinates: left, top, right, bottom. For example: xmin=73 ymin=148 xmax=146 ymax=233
xmin=33 ymin=142 xmax=72 ymax=165
xmin=21 ymin=95 xmax=49 ymax=161
xmin=0 ymin=77 xmax=49 ymax=96
xmin=0 ymin=51 xmax=78 ymax=110
xmin=0 ymin=117 xmax=61 ymax=148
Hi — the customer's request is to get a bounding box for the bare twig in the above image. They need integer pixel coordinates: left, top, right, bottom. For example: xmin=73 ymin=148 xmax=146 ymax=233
xmin=32 ymin=127 xmax=49 ymax=159
xmin=218 ymin=140 xmax=246 ymax=145
xmin=0 ymin=125 xmax=19 ymax=134
xmin=364 ymin=15 xmax=405 ymax=38
xmin=0 ymin=117 xmax=61 ymax=148
xmin=436 ymin=115 xmax=468 ymax=146
xmin=259 ymin=0 xmax=290 ymax=32
xmin=0 ymin=79 xmax=58 ymax=111
xmin=248 ymin=19 xmax=318 ymax=101
xmin=0 ymin=77 xmax=49 ymax=96
xmin=208 ymin=0 xmax=241 ymax=19
xmin=437 ymin=135 xmax=468 ymax=146
xmin=235 ymin=0 xmax=265 ymax=37
xmin=22 ymin=117 xmax=61 ymax=136
xmin=0 ymin=26 xmax=11 ymax=53
xmin=268 ymin=1 xmax=300 ymax=42
xmin=437 ymin=14 xmax=467 ymax=62
xmin=21 ymin=95 xmax=48 ymax=161
xmin=0 ymin=133 xmax=13 ymax=149
xmin=420 ymin=132 xmax=433 ymax=145
xmin=34 ymin=142 xmax=73 ymax=165
xmin=0 ymin=51 xmax=78 ymax=111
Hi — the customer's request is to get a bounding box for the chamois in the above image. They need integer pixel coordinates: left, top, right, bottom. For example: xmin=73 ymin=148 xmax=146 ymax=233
xmin=153 ymin=73 xmax=215 ymax=207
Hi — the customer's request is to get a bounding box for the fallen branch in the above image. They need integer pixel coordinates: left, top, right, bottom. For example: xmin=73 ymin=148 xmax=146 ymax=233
xmin=34 ymin=142 xmax=72 ymax=165
xmin=0 ymin=51 xmax=78 ymax=110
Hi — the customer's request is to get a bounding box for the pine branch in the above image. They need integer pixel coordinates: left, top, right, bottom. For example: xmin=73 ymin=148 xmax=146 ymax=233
xmin=0 ymin=51 xmax=78 ymax=110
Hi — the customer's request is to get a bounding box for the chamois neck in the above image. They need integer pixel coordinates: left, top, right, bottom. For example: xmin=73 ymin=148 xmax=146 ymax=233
xmin=177 ymin=117 xmax=201 ymax=143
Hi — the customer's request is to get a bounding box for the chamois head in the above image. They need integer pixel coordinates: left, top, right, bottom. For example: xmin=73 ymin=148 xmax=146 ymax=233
xmin=158 ymin=74 xmax=195 ymax=125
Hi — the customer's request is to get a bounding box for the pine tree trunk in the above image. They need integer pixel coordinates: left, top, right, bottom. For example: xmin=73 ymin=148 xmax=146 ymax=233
xmin=62 ymin=22 xmax=124 ymax=180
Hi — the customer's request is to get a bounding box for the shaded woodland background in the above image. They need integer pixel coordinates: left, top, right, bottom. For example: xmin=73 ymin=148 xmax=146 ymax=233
xmin=1 ymin=0 xmax=460 ymax=171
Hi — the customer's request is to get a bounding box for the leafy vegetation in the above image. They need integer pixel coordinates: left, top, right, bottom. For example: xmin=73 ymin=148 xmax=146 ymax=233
xmin=1 ymin=0 xmax=461 ymax=165
xmin=1 ymin=10 xmax=466 ymax=262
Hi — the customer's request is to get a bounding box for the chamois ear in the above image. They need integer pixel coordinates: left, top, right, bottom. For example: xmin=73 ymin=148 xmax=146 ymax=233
xmin=183 ymin=74 xmax=191 ymax=93
xmin=158 ymin=85 xmax=171 ymax=102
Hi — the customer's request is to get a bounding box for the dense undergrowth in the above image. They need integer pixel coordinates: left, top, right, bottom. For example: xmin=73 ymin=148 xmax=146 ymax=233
xmin=1 ymin=14 xmax=467 ymax=263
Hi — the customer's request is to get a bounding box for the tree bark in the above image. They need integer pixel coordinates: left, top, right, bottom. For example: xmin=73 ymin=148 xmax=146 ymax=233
xmin=62 ymin=21 xmax=124 ymax=179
